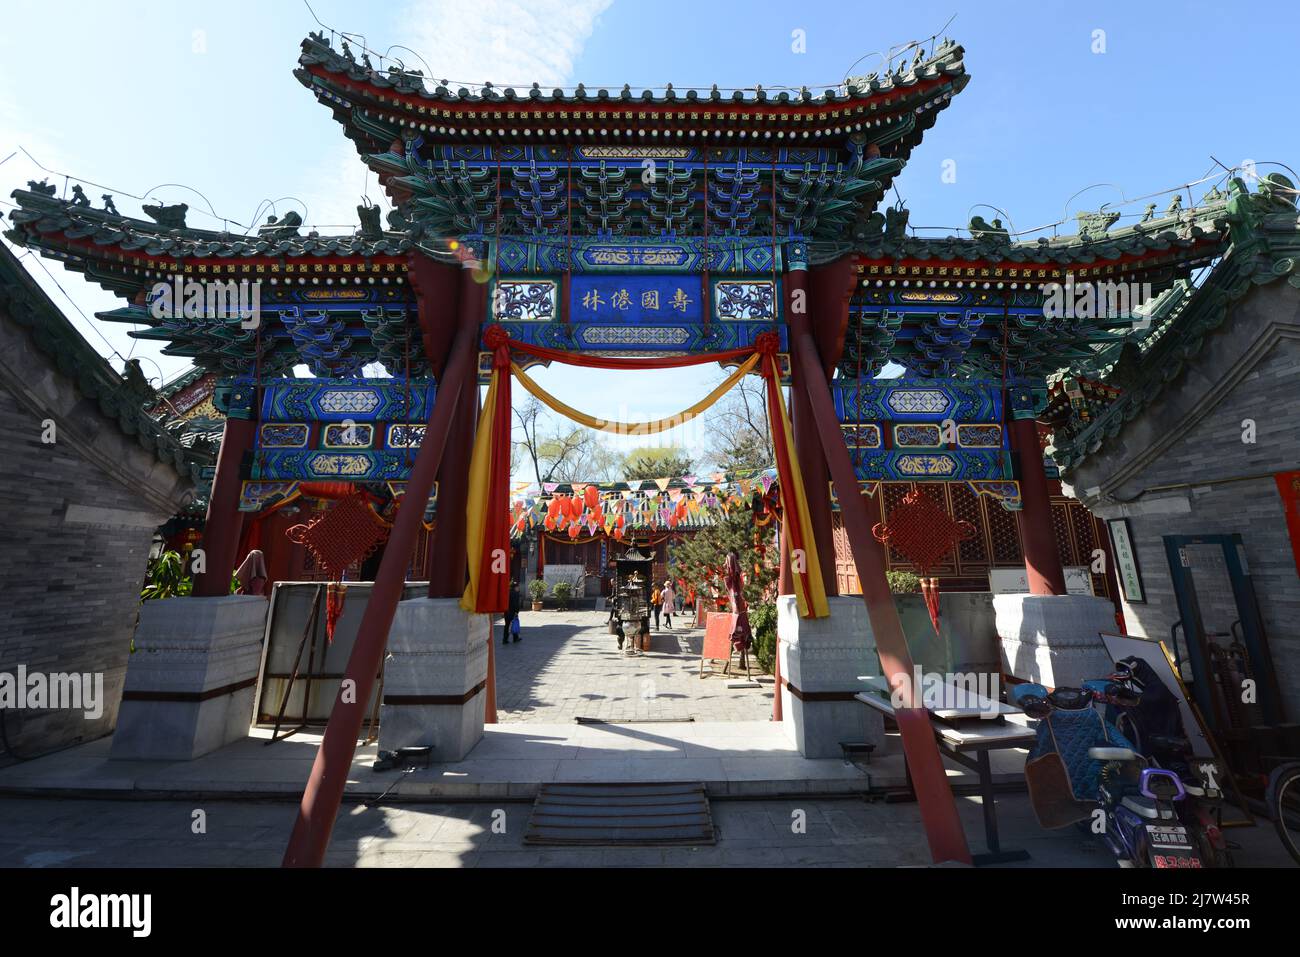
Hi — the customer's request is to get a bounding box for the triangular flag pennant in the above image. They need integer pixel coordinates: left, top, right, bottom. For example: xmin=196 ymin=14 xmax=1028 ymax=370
xmin=628 ymin=480 xmax=643 ymax=492
xmin=683 ymin=475 xmax=696 ymax=487
xmin=655 ymin=477 xmax=671 ymax=492
xmin=543 ymin=482 xmax=559 ymax=493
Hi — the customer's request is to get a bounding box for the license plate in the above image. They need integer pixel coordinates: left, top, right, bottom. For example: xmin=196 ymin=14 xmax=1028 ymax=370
xmin=1146 ymin=825 xmax=1192 ymax=849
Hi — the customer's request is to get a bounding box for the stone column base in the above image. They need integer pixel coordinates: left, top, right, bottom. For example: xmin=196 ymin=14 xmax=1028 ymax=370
xmin=994 ymin=594 xmax=1117 ymax=688
xmin=378 ymin=598 xmax=490 ymax=762
xmin=111 ymin=595 xmax=268 ymax=761
xmin=777 ymin=595 xmax=884 ymax=759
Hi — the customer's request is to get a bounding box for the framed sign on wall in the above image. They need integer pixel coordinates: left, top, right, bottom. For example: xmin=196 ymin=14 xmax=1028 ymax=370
xmin=1107 ymin=518 xmax=1146 ymax=604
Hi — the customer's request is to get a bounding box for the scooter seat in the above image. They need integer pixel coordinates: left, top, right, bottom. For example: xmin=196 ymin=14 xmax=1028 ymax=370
xmin=1120 ymin=794 xmax=1174 ymax=821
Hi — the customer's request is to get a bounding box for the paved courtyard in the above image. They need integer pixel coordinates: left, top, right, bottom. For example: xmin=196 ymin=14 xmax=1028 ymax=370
xmin=493 ymin=609 xmax=773 ymax=723
xmin=0 ymin=792 xmax=1293 ymax=868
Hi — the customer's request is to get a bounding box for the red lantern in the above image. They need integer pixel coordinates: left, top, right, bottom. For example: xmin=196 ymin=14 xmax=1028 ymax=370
xmin=584 ymin=484 xmax=599 ymax=510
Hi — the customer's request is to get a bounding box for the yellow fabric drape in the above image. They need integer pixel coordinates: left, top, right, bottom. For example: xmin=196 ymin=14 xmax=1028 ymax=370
xmin=510 ymin=353 xmax=760 ymax=436
xmin=460 ymin=365 xmax=504 ymax=612
xmin=766 ymin=360 xmax=829 ymax=618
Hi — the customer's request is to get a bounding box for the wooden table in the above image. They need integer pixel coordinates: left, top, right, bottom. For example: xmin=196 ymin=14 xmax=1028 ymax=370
xmin=856 ymin=675 xmax=1036 ymax=865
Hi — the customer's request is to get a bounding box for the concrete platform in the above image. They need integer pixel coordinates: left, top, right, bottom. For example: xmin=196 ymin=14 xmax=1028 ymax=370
xmin=0 ymin=721 xmax=1030 ymax=802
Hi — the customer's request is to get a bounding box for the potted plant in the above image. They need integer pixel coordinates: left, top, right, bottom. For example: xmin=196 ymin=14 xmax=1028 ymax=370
xmin=528 ymin=578 xmax=547 ymax=611
xmin=552 ymin=580 xmax=573 ymax=611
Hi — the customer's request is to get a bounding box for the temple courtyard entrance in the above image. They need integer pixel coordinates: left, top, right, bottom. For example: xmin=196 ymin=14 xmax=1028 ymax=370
xmin=494 ymin=610 xmax=772 ymax=724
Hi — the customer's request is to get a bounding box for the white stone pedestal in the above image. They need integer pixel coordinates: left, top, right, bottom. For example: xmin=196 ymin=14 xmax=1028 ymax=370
xmin=378 ymin=597 xmax=490 ymax=761
xmin=995 ymin=594 xmax=1117 ymax=688
xmin=111 ymin=595 xmax=268 ymax=761
xmin=777 ymin=595 xmax=884 ymax=759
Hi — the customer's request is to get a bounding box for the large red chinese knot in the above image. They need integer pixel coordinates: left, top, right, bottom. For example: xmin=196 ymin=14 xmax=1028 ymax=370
xmin=872 ymin=489 xmax=975 ymax=634
xmin=286 ymin=492 xmax=390 ymax=581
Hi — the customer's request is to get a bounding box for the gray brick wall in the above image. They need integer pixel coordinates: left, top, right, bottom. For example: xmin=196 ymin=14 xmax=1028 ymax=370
xmin=0 ymin=385 xmax=164 ymax=760
xmin=1073 ymin=281 xmax=1300 ymax=721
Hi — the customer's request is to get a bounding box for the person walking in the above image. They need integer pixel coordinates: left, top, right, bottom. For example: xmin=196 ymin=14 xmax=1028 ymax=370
xmin=650 ymin=584 xmax=662 ymax=631
xmin=660 ymin=580 xmax=676 ymax=630
xmin=503 ymin=580 xmax=521 ymax=645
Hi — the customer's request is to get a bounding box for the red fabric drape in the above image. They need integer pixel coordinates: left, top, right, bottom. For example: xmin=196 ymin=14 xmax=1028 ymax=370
xmin=471 ymin=326 xmax=514 ymax=612
xmin=759 ymin=336 xmax=817 ymax=615
xmin=1274 ymin=471 xmax=1300 ymax=577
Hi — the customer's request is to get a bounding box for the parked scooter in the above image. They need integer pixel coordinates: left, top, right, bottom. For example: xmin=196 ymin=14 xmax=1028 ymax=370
xmin=1011 ymin=683 xmax=1204 ymax=868
xmin=1089 ymin=657 xmax=1232 ymax=866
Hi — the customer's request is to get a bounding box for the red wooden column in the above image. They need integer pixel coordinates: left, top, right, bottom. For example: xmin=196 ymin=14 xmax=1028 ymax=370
xmin=282 ymin=260 xmax=482 ymax=868
xmin=1010 ymin=411 xmax=1066 ymax=596
xmin=427 ymin=282 xmax=484 ymax=598
xmin=785 ymin=268 xmax=838 ymax=595
xmin=790 ymin=259 xmax=971 ymax=865
xmin=193 ymin=412 xmax=256 ymax=596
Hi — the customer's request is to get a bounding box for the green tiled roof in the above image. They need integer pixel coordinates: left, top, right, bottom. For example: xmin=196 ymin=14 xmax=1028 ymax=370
xmin=0 ymin=242 xmax=212 ymax=485
xmin=1051 ymin=176 xmax=1300 ymax=472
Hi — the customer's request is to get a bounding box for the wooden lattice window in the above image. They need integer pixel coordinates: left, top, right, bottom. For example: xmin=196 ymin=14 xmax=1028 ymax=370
xmin=986 ymin=496 xmax=1023 ymax=565
xmin=1051 ymin=502 xmax=1074 ymax=567
xmin=951 ymin=483 xmax=989 ymax=567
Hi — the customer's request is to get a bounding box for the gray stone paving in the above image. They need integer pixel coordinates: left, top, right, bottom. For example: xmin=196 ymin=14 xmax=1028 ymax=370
xmin=0 ymin=793 xmax=1293 ymax=868
xmin=493 ymin=610 xmax=772 ymax=723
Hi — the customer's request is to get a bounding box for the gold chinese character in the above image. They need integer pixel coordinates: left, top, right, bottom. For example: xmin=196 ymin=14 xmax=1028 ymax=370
xmin=611 ymin=289 xmax=631 ymax=310
xmin=641 ymin=290 xmax=660 ymax=310
xmin=670 ymin=288 xmax=693 ymax=312
xmin=581 ymin=290 xmax=605 ymax=312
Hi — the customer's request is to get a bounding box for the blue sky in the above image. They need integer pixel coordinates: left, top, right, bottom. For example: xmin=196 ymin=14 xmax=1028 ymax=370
xmin=3 ymin=0 xmax=1298 ymax=474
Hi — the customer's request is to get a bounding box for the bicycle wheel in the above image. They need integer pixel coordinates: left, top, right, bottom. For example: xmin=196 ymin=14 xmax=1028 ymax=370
xmin=1268 ymin=764 xmax=1300 ymax=866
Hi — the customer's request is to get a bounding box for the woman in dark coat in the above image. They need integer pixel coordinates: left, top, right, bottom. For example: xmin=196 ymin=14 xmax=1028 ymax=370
xmin=504 ymin=581 xmax=522 ymax=644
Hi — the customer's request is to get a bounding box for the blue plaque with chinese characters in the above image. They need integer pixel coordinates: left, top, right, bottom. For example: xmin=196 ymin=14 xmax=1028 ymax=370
xmin=570 ymin=275 xmax=703 ymax=325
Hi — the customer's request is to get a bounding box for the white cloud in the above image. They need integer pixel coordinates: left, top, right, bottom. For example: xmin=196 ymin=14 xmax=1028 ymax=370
xmin=396 ymin=0 xmax=613 ymax=90
xmin=289 ymin=0 xmax=612 ymax=230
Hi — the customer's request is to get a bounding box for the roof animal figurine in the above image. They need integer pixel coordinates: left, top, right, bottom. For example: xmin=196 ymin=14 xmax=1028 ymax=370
xmin=1166 ymin=194 xmax=1183 ymax=215
xmin=884 ymin=205 xmax=909 ymax=242
xmin=969 ymin=215 xmax=1009 ymax=244
xmin=27 ymin=179 xmax=57 ymax=197
xmin=142 ymin=201 xmax=188 ymax=228
xmin=70 ymin=184 xmax=90 ymax=207
xmin=1256 ymin=172 xmax=1298 ymax=211
xmin=857 ymin=210 xmax=887 ymax=243
xmin=1076 ymin=208 xmax=1120 ymax=241
xmin=258 ymin=210 xmax=302 ymax=239
xmin=1140 ymin=203 xmax=1157 ymax=222
xmin=101 ymin=194 xmax=118 ymax=215
xmin=121 ymin=358 xmax=157 ymax=405
xmin=357 ymin=202 xmax=383 ymax=240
